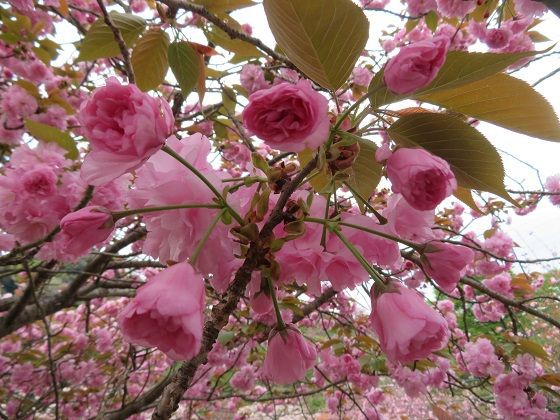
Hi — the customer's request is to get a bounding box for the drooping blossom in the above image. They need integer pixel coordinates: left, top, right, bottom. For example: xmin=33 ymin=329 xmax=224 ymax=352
xmin=262 ymin=325 xmax=317 ymax=384
xmin=370 ymin=282 xmax=450 ymax=364
xmin=421 ymin=242 xmax=474 ymax=292
xmin=118 ymin=262 xmax=205 ymax=360
xmin=386 ymin=148 xmax=457 ymax=210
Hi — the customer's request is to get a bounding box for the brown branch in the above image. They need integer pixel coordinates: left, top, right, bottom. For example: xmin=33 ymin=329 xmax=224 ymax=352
xmin=96 ymin=0 xmax=135 ymax=83
xmin=460 ymin=277 xmax=560 ymax=331
xmin=0 ymin=227 xmax=146 ymax=338
xmin=158 ymin=0 xmax=293 ymax=68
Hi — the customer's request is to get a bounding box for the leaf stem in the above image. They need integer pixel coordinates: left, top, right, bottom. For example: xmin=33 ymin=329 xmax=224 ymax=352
xmin=267 ymin=275 xmax=286 ymax=331
xmin=112 ymin=203 xmax=222 ymax=220
xmin=162 ymin=145 xmax=244 ymax=225
xmin=190 ymin=208 xmax=227 ymax=266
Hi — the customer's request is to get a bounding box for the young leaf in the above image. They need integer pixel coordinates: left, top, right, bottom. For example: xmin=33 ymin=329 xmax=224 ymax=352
xmin=131 ymin=29 xmax=170 ymax=92
xmin=387 ymin=113 xmax=516 ymax=205
xmin=168 ymin=41 xmax=201 ymax=98
xmin=369 ymin=49 xmax=542 ymax=109
xmin=25 ymin=119 xmax=78 ymax=159
xmin=263 ymin=0 xmax=369 ymax=90
xmin=77 ymin=12 xmax=146 ymax=62
xmin=345 ymin=138 xmax=382 ymax=208
xmin=192 ymin=0 xmax=256 ymax=12
xmin=416 ymin=73 xmax=560 ymax=142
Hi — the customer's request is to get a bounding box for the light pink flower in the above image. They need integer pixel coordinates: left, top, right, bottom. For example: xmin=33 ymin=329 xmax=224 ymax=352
xmin=383 ymin=194 xmax=435 ymax=241
xmin=370 ymin=282 xmax=449 ymax=364
xmin=59 ymin=206 xmax=114 ymax=256
xmin=386 ymin=148 xmax=457 ymax=210
xmin=242 ymin=80 xmax=329 ymax=152
xmin=436 ymin=0 xmax=476 ymax=18
xmin=21 ymin=166 xmax=58 ymax=197
xmin=421 ymin=242 xmax=474 ymax=292
xmin=240 ymin=64 xmax=269 ymax=95
xmin=118 ymin=262 xmax=205 ymax=360
xmin=78 ymin=78 xmax=174 ymax=185
xmin=462 ymin=338 xmax=504 ymax=377
xmin=545 ymin=174 xmax=560 ymax=206
xmin=262 ymin=325 xmax=317 ymax=384
xmin=384 ymin=36 xmax=450 ymax=95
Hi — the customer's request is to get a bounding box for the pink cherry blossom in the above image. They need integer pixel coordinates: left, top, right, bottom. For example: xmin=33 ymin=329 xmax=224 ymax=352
xmin=78 ymin=78 xmax=174 ymax=185
xmin=118 ymin=262 xmax=205 ymax=360
xmin=370 ymin=282 xmax=450 ymax=364
xmin=242 ymin=80 xmax=329 ymax=152
xmin=386 ymin=148 xmax=457 ymax=210
xmin=384 ymin=36 xmax=450 ymax=95
xmin=262 ymin=326 xmax=317 ymax=384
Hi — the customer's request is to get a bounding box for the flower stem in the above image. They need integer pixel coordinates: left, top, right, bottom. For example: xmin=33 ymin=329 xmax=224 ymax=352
xmin=304 ymin=216 xmax=421 ymax=250
xmin=190 ymin=208 xmax=227 ymax=266
xmin=112 ymin=203 xmax=222 ymax=220
xmin=332 ymin=229 xmax=386 ymax=288
xmin=267 ymin=275 xmax=286 ymax=331
xmin=162 ymin=145 xmax=244 ymax=225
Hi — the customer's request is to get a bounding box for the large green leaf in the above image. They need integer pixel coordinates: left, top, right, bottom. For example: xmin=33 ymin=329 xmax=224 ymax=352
xmin=416 ymin=73 xmax=560 ymax=142
xmin=205 ymin=20 xmax=262 ymax=59
xmin=346 ymin=138 xmax=382 ymax=207
xmin=25 ymin=119 xmax=78 ymax=159
xmin=387 ymin=113 xmax=515 ymax=204
xmin=263 ymin=0 xmax=369 ymax=90
xmin=369 ymin=49 xmax=541 ymax=109
xmin=131 ymin=29 xmax=170 ymax=92
xmin=77 ymin=12 xmax=146 ymax=62
xmin=168 ymin=41 xmax=201 ymax=98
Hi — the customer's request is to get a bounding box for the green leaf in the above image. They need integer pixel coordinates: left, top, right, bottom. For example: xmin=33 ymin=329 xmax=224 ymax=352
xmin=168 ymin=41 xmax=201 ymax=98
xmin=206 ymin=21 xmax=261 ymax=59
xmin=263 ymin=0 xmax=369 ymax=90
xmin=424 ymin=11 xmax=438 ymax=32
xmin=416 ymin=73 xmax=560 ymax=142
xmin=25 ymin=119 xmax=78 ymax=159
xmin=517 ymin=339 xmax=550 ymax=361
xmin=369 ymin=49 xmax=542 ymax=109
xmin=454 ymin=187 xmax=484 ymax=214
xmin=131 ymin=29 xmax=170 ymax=91
xmin=387 ymin=113 xmax=515 ymax=204
xmin=77 ymin=12 xmax=146 ymax=61
xmin=345 ymin=138 xmax=382 ymax=208
xmin=298 ymin=149 xmax=332 ymax=194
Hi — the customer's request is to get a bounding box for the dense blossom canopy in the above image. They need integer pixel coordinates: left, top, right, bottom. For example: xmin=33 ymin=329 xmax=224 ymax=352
xmin=0 ymin=0 xmax=560 ymax=418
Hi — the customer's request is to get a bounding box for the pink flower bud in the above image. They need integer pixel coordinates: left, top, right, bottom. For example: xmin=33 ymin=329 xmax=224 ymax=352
xmin=59 ymin=206 xmax=114 ymax=255
xmin=386 ymin=148 xmax=457 ymax=210
xmin=262 ymin=325 xmax=317 ymax=384
xmin=421 ymin=242 xmax=474 ymax=292
xmin=384 ymin=36 xmax=449 ymax=95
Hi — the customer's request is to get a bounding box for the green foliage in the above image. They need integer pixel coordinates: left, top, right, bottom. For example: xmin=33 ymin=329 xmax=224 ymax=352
xmin=24 ymin=119 xmax=78 ymax=159
xmin=77 ymin=12 xmax=146 ymax=61
xmin=168 ymin=41 xmax=201 ymax=99
xmin=131 ymin=29 xmax=170 ymax=92
xmin=417 ymin=73 xmax=560 ymax=142
xmin=263 ymin=0 xmax=369 ymax=90
xmin=388 ymin=113 xmax=515 ymax=205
